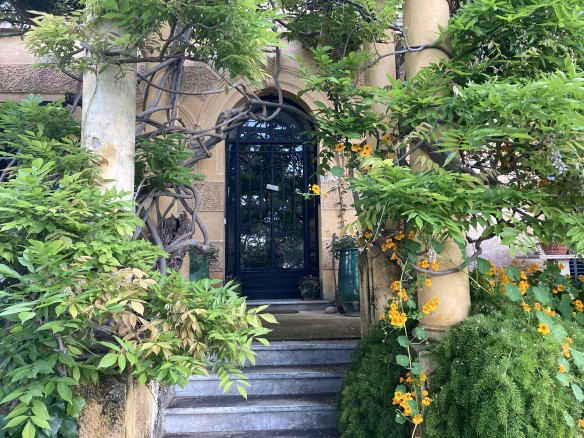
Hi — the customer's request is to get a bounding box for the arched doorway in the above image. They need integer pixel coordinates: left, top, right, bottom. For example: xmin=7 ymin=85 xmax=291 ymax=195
xmin=225 ymin=100 xmax=319 ymax=299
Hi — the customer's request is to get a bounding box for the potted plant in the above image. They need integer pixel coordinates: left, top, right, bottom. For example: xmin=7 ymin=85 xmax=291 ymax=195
xmin=189 ymin=246 xmax=219 ymax=281
xmin=299 ymin=275 xmax=320 ymax=300
xmin=331 ymin=235 xmax=360 ymax=316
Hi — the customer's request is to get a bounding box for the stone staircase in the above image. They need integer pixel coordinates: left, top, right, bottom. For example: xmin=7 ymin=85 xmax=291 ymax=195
xmin=163 ymin=341 xmax=355 ymax=437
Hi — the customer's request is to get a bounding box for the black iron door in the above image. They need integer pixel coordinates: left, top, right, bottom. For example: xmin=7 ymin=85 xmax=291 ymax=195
xmin=226 ymin=103 xmax=318 ymax=299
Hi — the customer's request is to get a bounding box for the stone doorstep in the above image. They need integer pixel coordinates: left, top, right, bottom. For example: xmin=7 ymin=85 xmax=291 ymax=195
xmin=247 ymin=299 xmax=330 ymax=313
xmin=250 ymin=341 xmax=356 ymax=367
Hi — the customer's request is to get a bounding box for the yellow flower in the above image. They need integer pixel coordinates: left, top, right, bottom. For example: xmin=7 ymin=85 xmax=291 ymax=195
xmin=542 ymin=306 xmax=556 ymax=317
xmin=537 ymin=323 xmax=551 ymax=336
xmin=578 ymin=419 xmax=584 ymax=428
xmin=419 ymin=373 xmax=427 ymax=383
xmin=382 ymin=133 xmax=391 ymax=143
xmin=360 ymin=144 xmax=373 ymax=156
xmin=395 ymin=231 xmax=405 ymax=241
xmin=408 ymin=230 xmax=416 ymax=240
xmin=391 ymin=280 xmax=402 ymax=292
xmin=364 ymin=231 xmax=372 ymax=239
xmin=335 ymin=142 xmax=345 ymax=152
xmin=422 ymin=297 xmax=440 ymax=314
xmin=579 ymin=275 xmax=584 ymax=283
xmin=559 ymin=364 xmax=567 ymax=374
xmin=520 ymin=302 xmax=531 ymax=313
xmin=422 ymin=396 xmax=432 ymax=406
xmin=520 ymin=271 xmax=528 ymax=280
xmin=388 ymin=303 xmax=408 ymax=327
xmin=519 ymin=280 xmax=529 ymax=295
xmin=310 ymin=184 xmax=321 ymax=195
xmin=557 ymin=284 xmax=565 ymax=292
xmin=431 ymin=260 xmax=439 ymax=271
xmin=351 ymin=144 xmax=361 ymax=152
xmin=418 ymin=260 xmax=430 ymax=269
xmin=534 ymin=302 xmax=542 ymax=311
xmin=398 ymin=288 xmax=409 ymax=301
xmin=412 ymin=414 xmax=424 ymax=425
xmin=425 ymin=278 xmax=432 ymax=287
xmin=574 ymin=300 xmax=584 ymax=313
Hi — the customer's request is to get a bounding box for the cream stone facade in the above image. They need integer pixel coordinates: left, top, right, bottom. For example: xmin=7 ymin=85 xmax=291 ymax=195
xmin=0 ymin=36 xmax=359 ymax=302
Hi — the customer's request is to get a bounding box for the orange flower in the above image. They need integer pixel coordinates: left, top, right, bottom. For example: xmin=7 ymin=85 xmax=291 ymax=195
xmin=422 ymin=297 xmax=440 ymax=314
xmin=537 ymin=323 xmax=551 ymax=336
xmin=412 ymin=414 xmax=424 ymax=425
xmin=360 ymin=144 xmax=373 ymax=157
xmin=335 ymin=142 xmax=345 ymax=152
xmin=418 ymin=260 xmax=430 ymax=269
xmin=425 ymin=278 xmax=432 ymax=287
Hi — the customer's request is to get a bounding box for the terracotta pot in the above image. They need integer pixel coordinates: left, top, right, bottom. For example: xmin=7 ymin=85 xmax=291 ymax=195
xmin=541 ymin=243 xmax=570 ymax=255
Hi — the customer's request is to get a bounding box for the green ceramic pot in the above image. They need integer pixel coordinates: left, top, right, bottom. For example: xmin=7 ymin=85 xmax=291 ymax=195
xmin=189 ymin=248 xmax=209 ymax=282
xmin=338 ymin=248 xmax=360 ymax=316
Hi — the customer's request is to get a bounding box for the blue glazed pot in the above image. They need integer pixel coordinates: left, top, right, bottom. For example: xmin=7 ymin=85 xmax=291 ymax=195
xmin=338 ymin=248 xmax=360 ymax=316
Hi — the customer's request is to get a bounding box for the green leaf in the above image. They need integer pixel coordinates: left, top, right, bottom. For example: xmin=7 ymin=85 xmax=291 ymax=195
xmin=331 ymin=166 xmax=345 ymax=177
xmin=395 ymin=354 xmax=410 ymax=367
xmin=31 ymin=400 xmax=49 ymax=420
xmin=4 ymin=415 xmax=28 ymax=428
xmin=258 ymin=313 xmax=278 ymax=324
xmin=97 ymin=353 xmax=118 ymax=369
xmin=505 ymin=265 xmax=521 ymax=281
xmin=57 ymin=382 xmax=72 ymax=403
xmin=532 ymin=286 xmax=551 ymax=305
xmin=395 ymin=413 xmax=406 ymax=424
xmin=0 ymin=263 xmax=20 ymax=278
xmin=413 ymin=327 xmax=426 ymax=340
xmin=556 ymin=372 xmax=570 ymax=387
xmin=505 ymin=284 xmax=522 ymax=302
xmin=22 ymin=421 xmax=36 ymax=438
xmin=571 ymin=383 xmax=584 ymax=402
xmin=237 ymin=385 xmax=248 ymax=399
xmin=572 ymin=350 xmax=584 ymax=372
xmin=476 ymin=258 xmax=491 ymax=275
xmin=397 ymin=336 xmax=410 ymax=348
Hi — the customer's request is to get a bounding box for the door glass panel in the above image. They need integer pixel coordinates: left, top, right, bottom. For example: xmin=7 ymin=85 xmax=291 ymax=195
xmin=273 ymin=144 xmax=305 ymax=269
xmin=239 ymin=145 xmax=271 ymax=269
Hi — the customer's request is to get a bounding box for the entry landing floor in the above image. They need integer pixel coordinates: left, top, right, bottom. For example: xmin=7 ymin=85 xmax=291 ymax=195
xmin=264 ymin=310 xmax=361 ymax=341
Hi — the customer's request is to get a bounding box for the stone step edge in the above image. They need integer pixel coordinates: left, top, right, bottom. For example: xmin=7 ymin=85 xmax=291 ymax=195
xmin=164 ymin=428 xmax=338 ymax=438
xmin=185 ymin=365 xmax=348 ymax=381
xmin=251 ymin=341 xmax=356 ymax=351
xmin=167 ymin=395 xmax=338 ymax=415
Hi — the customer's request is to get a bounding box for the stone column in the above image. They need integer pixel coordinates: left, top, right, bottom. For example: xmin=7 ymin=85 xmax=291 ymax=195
xmin=359 ymin=2 xmax=400 ymax=335
xmin=403 ymin=0 xmax=471 ymax=338
xmin=81 ymin=25 xmax=136 ymax=197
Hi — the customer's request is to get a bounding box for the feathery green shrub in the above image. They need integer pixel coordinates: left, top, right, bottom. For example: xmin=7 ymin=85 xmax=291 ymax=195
xmin=337 ymin=326 xmax=409 ymax=438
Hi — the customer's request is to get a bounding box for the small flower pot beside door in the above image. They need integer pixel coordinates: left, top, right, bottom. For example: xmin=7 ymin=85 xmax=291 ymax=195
xmin=338 ymin=248 xmax=360 ymax=316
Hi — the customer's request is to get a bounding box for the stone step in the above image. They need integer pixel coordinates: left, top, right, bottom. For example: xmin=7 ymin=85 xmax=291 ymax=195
xmin=247 ymin=299 xmax=330 ymax=313
xmin=164 ymin=394 xmax=338 ymax=434
xmin=176 ymin=365 xmax=347 ymax=397
xmin=252 ymin=341 xmax=355 ymax=367
xmin=165 ymin=428 xmax=338 ymax=437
